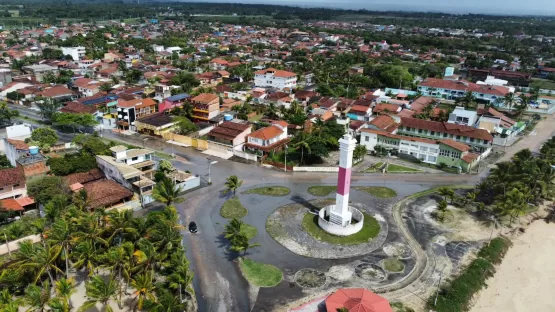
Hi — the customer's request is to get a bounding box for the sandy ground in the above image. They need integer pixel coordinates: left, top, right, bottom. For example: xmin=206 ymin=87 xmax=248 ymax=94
xmin=471 ymin=221 xmax=555 ymax=312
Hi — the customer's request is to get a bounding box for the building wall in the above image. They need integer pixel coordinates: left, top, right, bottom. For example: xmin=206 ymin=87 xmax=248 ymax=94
xmin=437 ymin=144 xmax=464 ymax=167
xmin=3 ymin=139 xmax=19 ymax=167
xmin=0 ymin=183 xmax=27 ymax=200
xmin=254 ymin=74 xmax=297 ymax=90
xmin=118 ymin=152 xmax=153 ymax=166
xmin=397 ymin=126 xmax=491 ymax=151
xmin=21 ymin=161 xmax=49 ymax=177
xmin=96 ymin=156 xmax=133 ymax=190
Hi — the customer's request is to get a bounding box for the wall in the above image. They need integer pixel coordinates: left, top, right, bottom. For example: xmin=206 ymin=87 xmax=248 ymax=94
xmin=360 ymin=132 xmax=379 ymax=151
xmin=176 ymin=175 xmax=201 ymax=192
xmin=317 ymin=206 xmax=364 ymax=236
xmin=21 ymin=161 xmax=49 ymax=177
xmin=233 ymin=150 xmax=258 ymax=162
xmin=0 ymin=183 xmax=27 ymax=200
xmin=96 ymin=156 xmax=133 ymax=190
xmin=3 ymin=138 xmax=18 ymax=167
xmin=293 ymin=167 xmax=339 ymax=172
xmin=162 ymin=132 xmax=208 ymax=150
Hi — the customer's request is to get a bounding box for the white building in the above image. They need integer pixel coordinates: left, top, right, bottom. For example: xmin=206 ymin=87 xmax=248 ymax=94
xmin=360 ymin=129 xmax=440 ymax=164
xmin=61 ymin=47 xmax=86 ymax=61
xmin=254 ymin=68 xmax=297 ymax=90
xmin=448 ymin=107 xmax=478 ymax=126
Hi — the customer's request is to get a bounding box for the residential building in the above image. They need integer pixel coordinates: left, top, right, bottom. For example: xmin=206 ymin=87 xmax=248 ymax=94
xmin=254 ymin=68 xmax=297 ymax=90
xmin=360 ymin=129 xmax=479 ymax=172
xmin=190 ymin=93 xmax=220 ymax=121
xmin=60 ymin=101 xmax=99 ymax=115
xmin=476 ymin=107 xmax=525 ymax=145
xmin=245 ymin=121 xmax=290 ymax=154
xmin=3 ymin=139 xmax=49 ymax=177
xmin=21 ymin=64 xmax=58 ymax=82
xmin=39 ymin=85 xmax=76 ymax=102
xmin=73 ymin=78 xmax=102 ymax=97
xmin=397 ymin=117 xmax=493 ymax=152
xmin=61 ymin=46 xmax=86 ymax=61
xmin=159 ymin=93 xmax=190 ymax=112
xmin=206 ymin=121 xmax=251 ymax=149
xmin=116 ymin=98 xmax=157 ymax=131
xmin=448 ymin=106 xmax=478 ymax=126
xmin=467 ymin=68 xmax=531 ymax=87
xmin=135 ymin=113 xmax=177 ymax=136
xmin=418 ymin=78 xmax=510 ymax=104
xmin=367 ymin=115 xmax=399 ymax=133
xmin=0 ymin=167 xmax=27 ymax=200
xmin=347 ymin=105 xmax=372 ymax=121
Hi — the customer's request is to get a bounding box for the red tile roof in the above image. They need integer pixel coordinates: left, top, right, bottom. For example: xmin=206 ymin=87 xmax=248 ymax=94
xmin=208 ymin=122 xmax=251 ymax=141
xmin=254 ymin=68 xmax=296 ymax=78
xmin=462 ymin=152 xmax=480 ymax=163
xmin=373 ymin=103 xmax=400 ymax=113
xmin=419 ymin=78 xmax=510 ymax=96
xmin=191 ymin=93 xmax=218 ymax=104
xmin=477 ymin=107 xmax=515 ymax=128
xmin=65 ymin=168 xmax=105 ymax=185
xmin=40 ymin=85 xmax=74 ymax=98
xmin=60 ymin=102 xmax=98 ymax=114
xmin=7 ymin=139 xmax=29 ymax=150
xmin=325 ymin=288 xmax=393 ymax=312
xmin=369 ymin=115 xmax=398 ymax=133
xmin=439 ymin=139 xmax=471 ymax=152
xmin=83 ymin=179 xmax=134 ymax=209
xmin=1 ymin=198 xmax=23 ymax=211
xmin=248 ymin=125 xmax=283 ymax=140
xmin=0 ymin=167 xmax=25 ymax=188
xmin=400 ymin=117 xmax=493 ymax=141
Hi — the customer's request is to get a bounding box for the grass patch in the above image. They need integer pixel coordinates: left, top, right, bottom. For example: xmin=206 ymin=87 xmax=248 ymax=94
xmin=355 ymin=186 xmax=397 ymax=198
xmin=239 ymin=258 xmax=283 ymax=287
xmin=307 ymin=185 xmax=336 ymax=196
xmin=427 ymin=236 xmax=512 ymax=312
xmin=220 ymin=197 xmax=248 ymax=218
xmin=241 ymin=224 xmax=257 ymax=240
xmin=530 ymin=78 xmax=555 ymax=90
xmin=383 ymin=258 xmax=405 ymax=272
xmin=154 ymin=151 xmax=173 ymax=160
xmin=386 ymin=163 xmax=421 ymax=173
xmin=244 ymin=186 xmax=290 ymax=196
xmin=301 ymin=212 xmax=380 ymax=245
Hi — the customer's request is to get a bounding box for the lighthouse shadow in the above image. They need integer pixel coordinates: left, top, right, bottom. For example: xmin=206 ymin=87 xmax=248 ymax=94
xmin=291 ymin=195 xmax=320 ymax=214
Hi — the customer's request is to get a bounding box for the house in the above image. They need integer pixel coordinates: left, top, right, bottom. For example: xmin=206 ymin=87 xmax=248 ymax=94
xmin=397 ymin=117 xmax=493 ymax=152
xmin=135 ymin=113 xmax=177 ymax=136
xmin=448 ymin=107 xmax=478 ymax=126
xmin=373 ymin=103 xmax=402 ymax=115
xmin=74 ymin=179 xmax=134 ymax=210
xmin=159 ymin=93 xmax=190 ymax=112
xmin=347 ymin=105 xmax=372 ymax=121
xmin=210 ymin=58 xmax=229 ymax=71
xmin=418 ymin=78 xmax=510 ymax=104
xmin=60 ymin=101 xmax=99 ymax=114
xmin=39 ymin=85 xmax=76 ymax=102
xmin=254 ymin=68 xmax=297 ymax=90
xmin=73 ymin=78 xmax=102 ymax=97
xmin=3 ymin=139 xmax=49 ymax=177
xmin=245 ymin=121 xmax=290 ymax=154
xmin=360 ymin=129 xmax=480 ymax=172
xmin=116 ymin=98 xmax=157 ymax=131
xmin=21 ymin=64 xmax=58 ymax=82
xmin=476 ymin=107 xmax=525 ymax=145
xmin=206 ymin=121 xmax=251 ymax=149
xmin=367 ymin=115 xmax=399 ymax=133
xmin=96 ymin=146 xmax=156 ymax=203
xmin=61 ymin=47 xmax=86 ymax=60
xmin=0 ymin=166 xmax=27 ymax=200
xmin=190 ymin=93 xmax=220 ymax=121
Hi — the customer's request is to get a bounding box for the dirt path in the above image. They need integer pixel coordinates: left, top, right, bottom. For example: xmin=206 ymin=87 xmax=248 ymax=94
xmin=470 ymin=221 xmax=555 ymax=312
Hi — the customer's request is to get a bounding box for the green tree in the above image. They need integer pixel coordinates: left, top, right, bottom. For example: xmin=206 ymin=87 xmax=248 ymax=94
xmin=79 ymin=275 xmax=118 ymax=312
xmin=353 ymin=145 xmax=367 ymax=162
xmin=174 ymin=116 xmax=197 ymax=135
xmin=12 ymin=240 xmax=62 ymax=285
xmin=24 ymin=282 xmax=52 ymax=312
xmin=152 ymin=178 xmax=184 ymax=207
xmin=30 ymin=128 xmax=58 ymax=147
xmin=27 ymin=176 xmax=69 ymax=207
xmin=224 ymin=175 xmax=243 ymax=196
xmin=437 ymin=186 xmax=455 ymax=203
xmin=0 ymin=101 xmax=19 ymax=125
xmin=36 ymin=98 xmax=62 ymax=121
xmin=143 ymin=288 xmax=185 ymax=312
xmin=504 ymin=92 xmax=517 ymax=111
xmin=47 ymin=219 xmax=73 ymax=277
xmin=54 ymin=278 xmax=76 ymax=309
xmin=131 ymin=271 xmax=157 ymax=311
xmin=103 ymin=242 xmax=134 ymax=307
xmin=72 ymin=240 xmax=97 ymax=278
xmin=436 ymin=199 xmax=449 ymax=222
xmin=294 ymin=132 xmax=311 ymax=165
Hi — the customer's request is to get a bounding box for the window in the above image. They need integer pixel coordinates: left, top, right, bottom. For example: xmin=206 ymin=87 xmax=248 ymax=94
xmin=420 ymin=146 xmax=428 ymax=152
xmin=401 ymin=142 xmax=409 ymax=146
xmin=429 ymin=148 xmax=438 ymax=154
xmin=431 ymin=131 xmax=435 ymax=135
xmin=418 ymin=154 xmax=426 ymax=161
xmin=132 ymin=156 xmax=138 ymax=161
xmin=483 ymin=139 xmax=488 ymax=144
xmin=145 ymin=154 xmax=151 ymax=160
xmin=418 ymin=129 xmax=423 ymax=133
xmin=428 ymin=155 xmax=437 ymax=162
xmin=411 ymin=144 xmax=418 ymax=148
xmin=440 ymin=149 xmax=449 ymax=156
xmin=443 ymin=133 xmax=448 ymax=138
xmin=365 ymin=136 xmax=369 ymax=142
xmin=13 ymin=184 xmax=19 ymax=188
xmin=470 ymin=138 xmax=475 ymax=143
xmin=456 ymin=135 xmax=461 ymax=140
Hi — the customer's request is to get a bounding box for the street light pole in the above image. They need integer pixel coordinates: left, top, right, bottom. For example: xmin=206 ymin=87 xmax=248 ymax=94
xmin=284 ymin=144 xmax=288 ymax=173
xmin=208 ymin=160 xmax=218 ymax=184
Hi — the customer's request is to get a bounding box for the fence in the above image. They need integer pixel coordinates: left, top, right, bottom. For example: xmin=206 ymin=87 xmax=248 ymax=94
xmin=162 ymin=132 xmax=209 ymax=150
xmin=233 ymin=150 xmax=258 ymax=162
xmin=292 ymin=167 xmax=339 ymax=172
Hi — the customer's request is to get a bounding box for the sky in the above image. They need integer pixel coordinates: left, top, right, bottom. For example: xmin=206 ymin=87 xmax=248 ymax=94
xmin=189 ymin=0 xmax=555 ymax=16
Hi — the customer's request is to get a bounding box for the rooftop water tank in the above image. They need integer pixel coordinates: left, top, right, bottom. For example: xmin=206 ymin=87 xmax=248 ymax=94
xmin=224 ymin=114 xmax=233 ymax=121
xmin=29 ymin=146 xmax=39 ymax=155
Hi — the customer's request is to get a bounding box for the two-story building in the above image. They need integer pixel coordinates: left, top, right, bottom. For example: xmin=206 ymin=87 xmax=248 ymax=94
xmin=245 ymin=121 xmax=290 ymax=155
xmin=360 ymin=128 xmax=479 ymax=172
xmin=397 ymin=117 xmax=493 ymax=152
xmin=159 ymin=93 xmax=190 ymax=112
xmin=0 ymin=167 xmax=27 ymax=200
xmin=254 ymin=68 xmax=297 ymax=90
xmin=61 ymin=46 xmax=86 ymax=61
xmin=190 ymin=93 xmax=220 ymax=121
xmin=418 ymin=78 xmax=511 ymax=104
xmin=206 ymin=121 xmax=252 ymax=150
xmin=347 ymin=105 xmax=373 ymax=121
xmin=116 ymin=98 xmax=157 ymax=131
xmin=73 ymin=78 xmax=102 ymax=97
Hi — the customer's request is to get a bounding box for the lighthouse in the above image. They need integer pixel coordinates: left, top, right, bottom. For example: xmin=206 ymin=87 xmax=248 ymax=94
xmin=329 ymin=133 xmax=357 ymax=227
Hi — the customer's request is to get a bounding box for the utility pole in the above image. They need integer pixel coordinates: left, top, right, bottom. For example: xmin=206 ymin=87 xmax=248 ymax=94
xmin=4 ymin=233 xmax=10 ymax=256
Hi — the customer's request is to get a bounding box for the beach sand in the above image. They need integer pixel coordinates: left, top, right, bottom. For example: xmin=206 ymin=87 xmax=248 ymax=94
xmin=471 ymin=221 xmax=555 ymax=312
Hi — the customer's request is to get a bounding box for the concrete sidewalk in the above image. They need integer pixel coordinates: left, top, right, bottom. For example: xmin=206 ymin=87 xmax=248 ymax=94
xmin=0 ymin=234 xmax=41 ymax=256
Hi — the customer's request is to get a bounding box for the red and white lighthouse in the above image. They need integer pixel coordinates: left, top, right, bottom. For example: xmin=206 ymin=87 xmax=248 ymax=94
xmin=330 ymin=134 xmax=357 ymax=227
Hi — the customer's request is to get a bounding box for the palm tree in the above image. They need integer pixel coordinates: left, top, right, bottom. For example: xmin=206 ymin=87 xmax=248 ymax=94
xmin=48 ymin=297 xmax=70 ymax=312
xmin=133 ymin=239 xmax=162 ymax=273
xmin=103 ymin=242 xmax=134 ymax=308
xmin=294 ymin=133 xmax=312 ymax=165
xmin=131 ymin=271 xmax=157 ymax=311
xmin=72 ymin=189 xmax=91 ymax=211
xmin=504 ymin=92 xmax=517 ymax=111
xmin=149 ymin=219 xmax=183 ymax=255
xmin=224 ymin=218 xmax=244 ymax=246
xmin=152 ymin=177 xmax=184 ymax=207
xmin=459 ymin=91 xmax=476 ymax=109
xmin=266 ymin=102 xmax=278 ymax=119
xmin=12 ymin=240 xmax=63 ymax=285
xmin=229 ymin=233 xmax=260 ymax=255
xmin=72 ymin=240 xmax=97 ymax=278
xmin=47 ymin=219 xmax=73 ymax=277
xmin=55 ymin=278 xmax=76 ymax=309
xmin=107 ymin=209 xmax=138 ymax=244
xmin=24 ymin=282 xmax=52 ymax=312
xmin=436 ymin=200 xmax=449 ymax=222
xmin=143 ymin=288 xmax=185 ymax=312
xmin=482 ymin=214 xmax=501 ymax=246
xmin=437 ymin=187 xmax=454 ymax=203
xmin=72 ymin=214 xmax=109 ymax=251
xmin=166 ymin=252 xmax=194 ymax=298
xmin=79 ymin=275 xmax=118 ymax=312
xmin=224 ymin=175 xmax=243 ymax=196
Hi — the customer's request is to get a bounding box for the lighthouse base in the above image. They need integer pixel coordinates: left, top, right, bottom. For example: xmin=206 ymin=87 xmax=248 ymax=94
xmin=318 ymin=205 xmax=364 ymax=236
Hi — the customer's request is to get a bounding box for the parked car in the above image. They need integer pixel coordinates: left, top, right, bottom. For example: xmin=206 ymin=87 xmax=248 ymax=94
xmin=189 ymin=221 xmax=198 ymax=233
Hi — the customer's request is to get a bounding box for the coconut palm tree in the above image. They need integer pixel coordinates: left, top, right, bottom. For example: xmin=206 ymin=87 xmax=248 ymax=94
xmin=458 ymin=91 xmax=476 ymax=109
xmin=79 ymin=275 xmax=118 ymax=312
xmin=48 ymin=297 xmax=70 ymax=312
xmin=224 ymin=218 xmax=244 ymax=246
xmin=224 ymin=175 xmax=243 ymax=196
xmin=72 ymin=214 xmax=109 ymax=251
xmin=437 ymin=187 xmax=454 ymax=203
xmin=149 ymin=219 xmax=183 ymax=255
xmin=24 ymin=282 xmax=52 ymax=312
xmin=103 ymin=242 xmax=134 ymax=308
xmin=47 ymin=219 xmax=73 ymax=277
xmin=12 ymin=240 xmax=63 ymax=285
xmin=143 ymin=288 xmax=185 ymax=312
xmin=72 ymin=189 xmax=91 ymax=211
xmin=54 ymin=278 xmax=76 ymax=309
xmin=294 ymin=132 xmax=311 ymax=165
xmin=504 ymin=92 xmax=517 ymax=111
xmin=436 ymin=200 xmax=449 ymax=222
xmin=131 ymin=271 xmax=156 ymax=311
xmin=72 ymin=240 xmax=97 ymax=278
xmin=482 ymin=214 xmax=501 ymax=246
xmin=229 ymin=232 xmax=260 ymax=255
xmin=166 ymin=251 xmax=194 ymax=297
xmin=152 ymin=177 xmax=184 ymax=207
xmin=133 ymin=239 xmax=162 ymax=273
xmin=107 ymin=209 xmax=138 ymax=244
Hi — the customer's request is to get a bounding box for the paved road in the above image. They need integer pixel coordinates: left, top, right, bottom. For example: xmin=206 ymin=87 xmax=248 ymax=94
xmin=8 ymin=104 xmax=555 ymax=311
